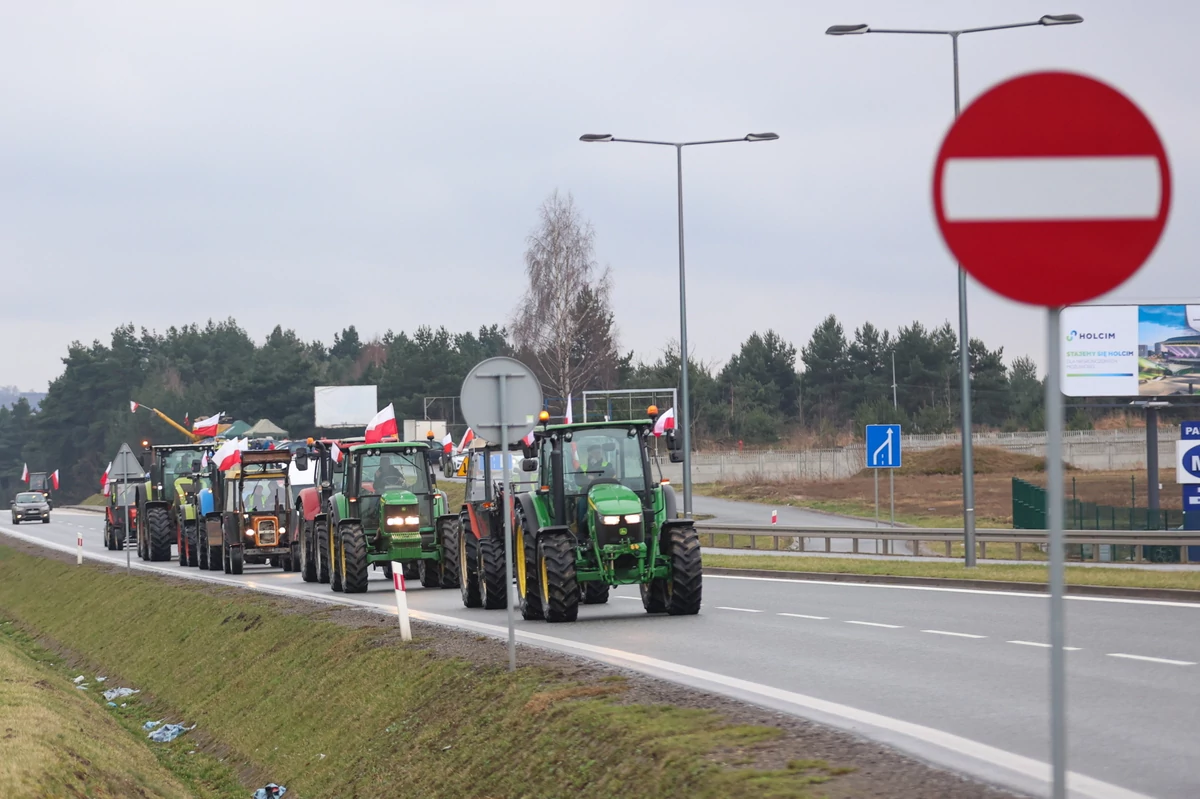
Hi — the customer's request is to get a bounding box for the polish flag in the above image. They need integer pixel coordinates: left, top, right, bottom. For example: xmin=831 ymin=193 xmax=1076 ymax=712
xmin=21 ymin=463 xmax=29 ymax=483
xmin=100 ymin=462 xmax=112 ymax=495
xmin=192 ymin=412 xmax=222 ymax=438
xmin=565 ymin=395 xmax=573 ymax=425
xmin=365 ymin=404 xmax=398 ymax=444
xmin=213 ymin=438 xmax=247 ymax=471
xmin=200 ymin=451 xmax=209 ymax=469
xmin=457 ymin=427 xmax=475 ymax=452
xmin=653 ymin=407 xmax=676 ymax=437
xmin=51 ymin=470 xmax=60 ymax=491
xmin=522 ymin=429 xmax=536 ymax=447
xmin=130 ymin=401 xmax=139 ymax=413
xmin=330 ymin=442 xmax=343 ymax=464
xmin=441 ymin=433 xmax=454 ymax=454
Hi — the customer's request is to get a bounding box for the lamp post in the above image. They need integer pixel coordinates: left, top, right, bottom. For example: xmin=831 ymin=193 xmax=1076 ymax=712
xmin=580 ymin=132 xmax=779 ymax=516
xmin=826 ymin=13 xmax=1082 ymax=568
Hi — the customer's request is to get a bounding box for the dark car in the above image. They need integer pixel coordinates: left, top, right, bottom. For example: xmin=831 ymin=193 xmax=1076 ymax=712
xmin=11 ymin=491 xmax=51 ymax=524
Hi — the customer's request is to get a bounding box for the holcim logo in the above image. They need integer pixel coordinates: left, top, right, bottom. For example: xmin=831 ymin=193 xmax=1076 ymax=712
xmin=1066 ymin=329 xmax=1116 ymax=342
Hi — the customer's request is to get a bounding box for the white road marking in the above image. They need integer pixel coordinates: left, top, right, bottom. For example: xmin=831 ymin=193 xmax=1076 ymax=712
xmin=706 ymin=573 xmax=1200 ymax=609
xmin=0 ymin=525 xmax=1164 ymax=799
xmin=614 ymin=596 xmax=642 ymax=601
xmin=1008 ymin=641 xmax=1082 ymax=651
xmin=778 ymin=613 xmax=828 ymax=620
xmin=717 ymin=606 xmax=762 ymax=613
xmin=846 ymin=620 xmax=902 ymax=629
xmin=1107 ymin=653 xmax=1196 ymax=667
xmin=923 ymin=630 xmax=986 ymax=639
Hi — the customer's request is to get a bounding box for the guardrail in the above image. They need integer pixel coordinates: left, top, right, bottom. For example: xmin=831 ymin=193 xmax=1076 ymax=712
xmin=693 ymin=522 xmax=1200 ymax=564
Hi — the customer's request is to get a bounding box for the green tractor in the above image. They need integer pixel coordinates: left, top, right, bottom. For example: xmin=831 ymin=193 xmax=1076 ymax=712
xmin=513 ymin=411 xmax=702 ymax=622
xmin=327 ymin=441 xmax=460 ymax=594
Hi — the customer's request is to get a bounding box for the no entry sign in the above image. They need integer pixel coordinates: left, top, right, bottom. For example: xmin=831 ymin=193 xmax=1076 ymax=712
xmin=933 ymin=72 xmax=1170 ymax=306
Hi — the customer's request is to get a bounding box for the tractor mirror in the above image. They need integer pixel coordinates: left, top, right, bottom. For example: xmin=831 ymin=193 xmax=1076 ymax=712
xmin=520 ymin=458 xmax=538 ymax=472
xmin=320 ymin=480 xmax=332 ymax=490
xmin=181 ymin=479 xmax=199 ymax=495
xmin=191 ymin=459 xmax=202 ymax=472
xmin=665 ymin=430 xmax=681 ymax=452
xmin=669 ymin=450 xmax=684 ymax=464
xmin=294 ymin=451 xmax=309 ymax=471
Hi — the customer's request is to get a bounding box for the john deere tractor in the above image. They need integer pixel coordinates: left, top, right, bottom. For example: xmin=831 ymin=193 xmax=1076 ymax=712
xmin=327 ymin=441 xmax=459 ymax=594
xmin=138 ymin=443 xmax=209 ymax=563
xmin=512 ymin=409 xmax=701 ymax=622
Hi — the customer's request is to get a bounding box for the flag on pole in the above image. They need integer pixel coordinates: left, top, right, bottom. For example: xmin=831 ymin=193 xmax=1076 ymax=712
xmin=565 ymin=395 xmax=573 ymax=425
xmin=330 ymin=442 xmax=343 ymax=464
xmin=457 ymin=427 xmax=475 ymax=452
xmin=213 ymin=438 xmax=247 ymax=471
xmin=130 ymin=401 xmax=139 ymax=413
xmin=441 ymin=433 xmax=454 ymax=454
xmin=101 ymin=462 xmax=112 ymax=496
xmin=192 ymin=412 xmax=221 ymax=438
xmin=21 ymin=463 xmax=29 ymax=483
xmin=183 ymin=412 xmax=190 ymax=427
xmin=50 ymin=470 xmax=60 ymax=491
xmin=653 ymin=407 xmax=676 ymax=437
xmin=200 ymin=451 xmax=209 ymax=469
xmin=522 ymin=429 xmax=536 ymax=447
xmin=364 ymin=403 xmax=398 ymax=443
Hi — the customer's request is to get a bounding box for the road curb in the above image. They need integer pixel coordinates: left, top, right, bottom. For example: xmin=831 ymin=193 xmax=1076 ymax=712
xmin=703 ymin=566 xmax=1200 ymax=601
xmin=64 ymin=505 xmax=105 ymax=514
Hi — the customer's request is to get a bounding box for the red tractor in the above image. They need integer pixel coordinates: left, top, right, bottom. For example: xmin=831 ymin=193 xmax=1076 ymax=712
xmin=103 ymin=483 xmax=139 ymax=550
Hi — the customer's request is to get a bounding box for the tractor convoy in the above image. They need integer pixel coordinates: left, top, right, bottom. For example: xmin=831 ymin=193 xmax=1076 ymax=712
xmin=102 ymin=403 xmax=702 ymax=621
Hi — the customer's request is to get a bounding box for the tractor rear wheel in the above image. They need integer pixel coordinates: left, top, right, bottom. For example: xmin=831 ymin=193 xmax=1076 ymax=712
xmin=300 ymin=520 xmax=317 ymax=582
xmin=515 ymin=507 xmax=543 ymax=620
xmin=477 ymin=536 xmax=506 ymax=610
xmin=206 ymin=541 xmax=222 ymax=571
xmin=315 ymin=520 xmax=331 ymax=584
xmin=458 ymin=524 xmax=481 ymax=608
xmin=581 ymin=582 xmax=610 ymax=605
xmin=418 ymin=558 xmax=441 ymax=588
xmin=329 ymin=525 xmax=344 ymax=592
xmin=537 ymin=534 xmax=578 ymax=623
xmin=197 ymin=533 xmax=208 ymax=569
xmin=183 ymin=521 xmax=199 ymax=567
xmin=382 ymin=561 xmax=393 ymax=581
xmin=666 ymin=526 xmax=702 ymax=616
xmin=438 ymin=518 xmax=460 ymax=589
xmin=339 ymin=524 xmax=370 ymax=594
xmin=229 ymin=544 xmax=244 ymax=575
xmin=146 ymin=506 xmax=173 ymax=562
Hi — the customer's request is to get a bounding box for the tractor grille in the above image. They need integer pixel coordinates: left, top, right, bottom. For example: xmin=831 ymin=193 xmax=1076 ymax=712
xmin=595 ymin=519 xmax=644 ymax=548
xmin=255 ymin=518 xmax=278 ymax=546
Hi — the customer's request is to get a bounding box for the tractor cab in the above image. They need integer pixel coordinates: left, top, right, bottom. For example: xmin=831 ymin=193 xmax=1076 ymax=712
xmin=26 ymin=472 xmax=54 ymax=507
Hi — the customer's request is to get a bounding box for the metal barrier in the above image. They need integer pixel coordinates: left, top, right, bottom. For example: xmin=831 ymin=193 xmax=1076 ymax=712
xmin=694 ymin=522 xmax=1200 ymax=564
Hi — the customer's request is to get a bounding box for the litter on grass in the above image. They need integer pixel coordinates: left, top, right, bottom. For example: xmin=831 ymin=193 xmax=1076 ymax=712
xmin=103 ymin=687 xmax=140 ymax=701
xmin=72 ymin=675 xmax=85 ymax=684
xmin=143 ymin=720 xmax=163 ymax=731
xmin=148 ymin=724 xmax=195 ymax=743
xmin=252 ymin=784 xmax=287 ymax=799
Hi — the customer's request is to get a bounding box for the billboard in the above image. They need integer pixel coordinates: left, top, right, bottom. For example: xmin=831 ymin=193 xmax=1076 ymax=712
xmin=1062 ymin=305 xmax=1200 ymax=397
xmin=314 ymin=385 xmax=378 ymax=428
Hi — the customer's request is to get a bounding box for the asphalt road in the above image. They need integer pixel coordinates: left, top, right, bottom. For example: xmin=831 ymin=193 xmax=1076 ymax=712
xmin=6 ymin=510 xmax=1199 ymax=799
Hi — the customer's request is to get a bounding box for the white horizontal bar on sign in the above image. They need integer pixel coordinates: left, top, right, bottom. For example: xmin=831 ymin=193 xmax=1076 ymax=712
xmin=941 ymin=156 xmax=1161 ymax=221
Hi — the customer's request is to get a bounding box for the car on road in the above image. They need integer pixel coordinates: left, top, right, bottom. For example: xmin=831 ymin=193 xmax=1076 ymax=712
xmin=11 ymin=491 xmax=51 ymax=524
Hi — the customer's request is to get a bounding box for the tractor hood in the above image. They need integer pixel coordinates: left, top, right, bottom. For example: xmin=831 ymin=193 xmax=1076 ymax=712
xmin=379 ymin=489 xmax=419 ymax=507
xmin=587 ymin=482 xmax=642 ymax=516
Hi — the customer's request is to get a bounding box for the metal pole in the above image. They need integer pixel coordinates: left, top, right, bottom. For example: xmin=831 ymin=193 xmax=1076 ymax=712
xmin=950 ymin=32 xmax=977 ymax=568
xmin=1146 ymin=406 xmax=1160 ymax=513
xmin=890 ymin=469 xmax=895 ymax=528
xmin=891 ymin=351 xmax=898 ymax=409
xmin=1046 ymin=307 xmax=1068 ymax=799
xmin=124 ymin=480 xmax=131 ymax=572
xmin=498 ymin=374 xmax=517 ymax=672
xmin=676 ymin=144 xmax=693 ymax=517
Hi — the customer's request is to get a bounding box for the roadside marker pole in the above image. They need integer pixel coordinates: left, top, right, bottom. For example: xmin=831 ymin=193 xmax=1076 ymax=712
xmin=77 ymin=531 xmax=83 ymax=565
xmin=392 ymin=563 xmax=412 ymax=641
xmin=770 ymin=510 xmax=777 ymax=525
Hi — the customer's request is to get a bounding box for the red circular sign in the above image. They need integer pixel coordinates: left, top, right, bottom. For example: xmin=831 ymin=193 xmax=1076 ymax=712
xmin=933 ymin=71 xmax=1170 ymax=306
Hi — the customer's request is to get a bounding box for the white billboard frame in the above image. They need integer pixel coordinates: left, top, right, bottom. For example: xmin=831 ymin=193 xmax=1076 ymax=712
xmin=314 ymin=385 xmax=378 ymax=428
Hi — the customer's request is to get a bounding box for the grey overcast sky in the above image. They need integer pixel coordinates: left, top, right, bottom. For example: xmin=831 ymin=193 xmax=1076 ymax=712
xmin=2 ymin=1 xmax=1196 ymax=390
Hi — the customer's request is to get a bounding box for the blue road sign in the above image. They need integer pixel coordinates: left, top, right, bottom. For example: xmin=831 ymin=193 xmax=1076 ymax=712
xmin=1180 ymin=441 xmax=1200 ymax=483
xmin=865 ymin=424 xmax=902 ymax=469
xmin=1183 ymin=421 xmax=1200 ymax=440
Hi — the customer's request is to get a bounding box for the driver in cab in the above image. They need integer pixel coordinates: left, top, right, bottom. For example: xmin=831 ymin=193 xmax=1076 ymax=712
xmin=574 ymin=445 xmax=614 ymax=529
xmin=374 ymin=455 xmax=408 ymax=490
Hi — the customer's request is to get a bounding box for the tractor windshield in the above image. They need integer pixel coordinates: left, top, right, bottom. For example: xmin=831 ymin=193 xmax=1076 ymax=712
xmin=357 ymin=450 xmax=429 ymax=495
xmin=240 ymin=477 xmax=288 ymax=513
xmin=111 ymin=484 xmax=139 ymax=505
xmin=28 ymin=474 xmax=47 ymax=491
xmin=558 ymin=427 xmax=646 ymax=497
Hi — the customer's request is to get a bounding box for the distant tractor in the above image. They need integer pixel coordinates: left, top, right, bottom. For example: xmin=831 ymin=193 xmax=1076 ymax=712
xmin=176 ymin=465 xmax=216 ymax=569
xmin=327 ymin=440 xmax=459 ymax=593
xmin=204 ymin=450 xmax=297 ymax=575
xmin=138 ymin=443 xmax=209 ymax=563
xmin=513 ymin=408 xmax=701 ymax=622
xmin=26 ymin=471 xmax=54 ymax=508
xmin=457 ymin=442 xmax=538 ymax=609
xmin=103 ymin=483 xmax=139 ymax=550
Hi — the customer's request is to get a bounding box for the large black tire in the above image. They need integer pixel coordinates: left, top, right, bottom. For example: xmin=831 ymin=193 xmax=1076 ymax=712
xmin=339 ymin=523 xmax=370 ymax=594
xmin=300 ymin=520 xmax=317 ymax=582
xmin=197 ymin=532 xmax=208 ymax=569
xmin=666 ymin=526 xmax=702 ymax=616
xmin=458 ymin=524 xmax=481 ymax=608
xmin=581 ymin=582 xmax=610 ymax=605
xmin=515 ymin=507 xmax=543 ymax=620
xmin=640 ymin=576 xmax=669 ymax=614
xmin=418 ymin=558 xmax=442 ymax=588
xmin=537 ymin=534 xmax=579 ymax=623
xmin=382 ymin=561 xmax=393 ymax=581
xmin=329 ymin=526 xmax=344 ymax=593
xmin=206 ymin=542 xmax=222 ymax=571
xmin=403 ymin=562 xmax=420 ymax=581
xmin=146 ymin=506 xmax=173 ymax=562
xmin=103 ymin=524 xmax=114 ymax=550
xmin=477 ymin=535 xmax=507 ymax=610
xmin=438 ymin=518 xmax=461 ymax=589
xmin=229 ymin=544 xmax=244 ymax=575
xmin=315 ymin=519 xmax=331 ymax=584
xmin=183 ymin=521 xmax=199 ymax=567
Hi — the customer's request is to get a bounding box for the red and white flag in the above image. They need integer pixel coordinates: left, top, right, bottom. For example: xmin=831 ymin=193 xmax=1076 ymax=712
xmin=130 ymin=401 xmax=139 ymax=413
xmin=213 ymin=438 xmax=247 ymax=471
xmin=200 ymin=451 xmax=209 ymax=469
xmin=50 ymin=470 xmax=60 ymax=491
xmin=330 ymin=442 xmax=344 ymax=464
xmin=21 ymin=463 xmax=29 ymax=483
xmin=192 ymin=412 xmax=221 ymax=438
xmin=364 ymin=403 xmax=398 ymax=444
xmin=565 ymin=395 xmax=573 ymax=425
xmin=522 ymin=429 xmax=536 ymax=447
xmin=100 ymin=462 xmax=112 ymax=495
xmin=441 ymin=433 xmax=454 ymax=454
xmin=653 ymin=407 xmax=676 ymax=437
xmin=457 ymin=427 xmax=475 ymax=452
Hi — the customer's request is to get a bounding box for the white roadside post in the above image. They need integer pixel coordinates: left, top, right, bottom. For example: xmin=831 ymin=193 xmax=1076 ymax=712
xmin=77 ymin=531 xmax=83 ymax=565
xmin=392 ymin=562 xmax=412 ymax=641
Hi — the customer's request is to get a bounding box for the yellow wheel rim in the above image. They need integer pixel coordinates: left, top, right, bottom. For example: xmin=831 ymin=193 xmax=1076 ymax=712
xmin=459 ymin=531 xmax=467 ymax=581
xmin=340 ymin=538 xmax=346 ymax=582
xmin=515 ymin=524 xmax=526 ymax=599
xmin=539 ymin=542 xmax=549 ymax=601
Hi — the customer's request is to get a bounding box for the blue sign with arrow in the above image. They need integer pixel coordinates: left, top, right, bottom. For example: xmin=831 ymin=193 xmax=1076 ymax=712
xmin=865 ymin=424 xmax=902 ymax=469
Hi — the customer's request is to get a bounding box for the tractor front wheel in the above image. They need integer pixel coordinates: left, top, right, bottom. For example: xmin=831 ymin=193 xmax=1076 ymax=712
xmin=299 ymin=520 xmax=317 ymax=582
xmin=538 ymin=534 xmax=578 ymax=623
xmin=666 ymin=526 xmax=702 ymax=616
xmin=197 ymin=533 xmax=208 ymax=569
xmin=183 ymin=522 xmax=199 ymax=567
xmin=515 ymin=508 xmax=543 ymax=621
xmin=146 ymin=507 xmax=173 ymax=562
xmin=477 ymin=536 xmax=506 ymax=610
xmin=458 ymin=524 xmax=481 ymax=608
xmin=438 ymin=518 xmax=461 ymax=589
xmin=339 ymin=524 xmax=370 ymax=594
xmin=315 ymin=520 xmax=331 ymax=584
xmin=418 ymin=558 xmax=442 ymax=589
xmin=206 ymin=541 xmax=222 ymax=571
xmin=403 ymin=562 xmax=420 ymax=581
xmin=581 ymin=582 xmax=610 ymax=605
xmin=229 ymin=544 xmax=244 ymax=575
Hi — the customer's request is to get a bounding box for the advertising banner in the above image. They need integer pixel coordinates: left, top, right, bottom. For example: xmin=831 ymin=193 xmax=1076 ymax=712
xmin=1061 ymin=304 xmax=1200 ymax=397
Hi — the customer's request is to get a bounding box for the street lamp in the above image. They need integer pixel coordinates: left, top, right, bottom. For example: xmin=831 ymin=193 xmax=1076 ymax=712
xmin=580 ymin=132 xmax=780 ymax=516
xmin=826 ymin=13 xmax=1082 ymax=570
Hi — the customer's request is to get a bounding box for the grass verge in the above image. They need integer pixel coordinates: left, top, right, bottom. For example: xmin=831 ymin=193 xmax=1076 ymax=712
xmin=0 ymin=544 xmax=849 ymax=799
xmin=704 ymin=554 xmax=1200 ymax=591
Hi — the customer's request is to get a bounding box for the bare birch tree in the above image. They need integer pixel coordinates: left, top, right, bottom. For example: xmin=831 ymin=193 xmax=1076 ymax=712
xmin=512 ymin=191 xmax=619 ymax=404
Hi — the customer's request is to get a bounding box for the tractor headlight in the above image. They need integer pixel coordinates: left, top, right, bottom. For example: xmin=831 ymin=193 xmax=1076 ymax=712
xmin=624 ymin=514 xmax=641 ymax=524
xmin=602 ymin=515 xmax=621 ymax=525
xmin=386 ymin=516 xmax=405 ymax=526
xmin=404 ymin=515 xmax=420 ymax=526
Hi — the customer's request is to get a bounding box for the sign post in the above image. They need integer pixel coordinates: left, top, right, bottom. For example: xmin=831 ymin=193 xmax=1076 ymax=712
xmin=865 ymin=424 xmax=902 ymax=552
xmin=933 ymin=71 xmax=1170 ymax=799
xmin=460 ymin=357 xmax=543 ymax=672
